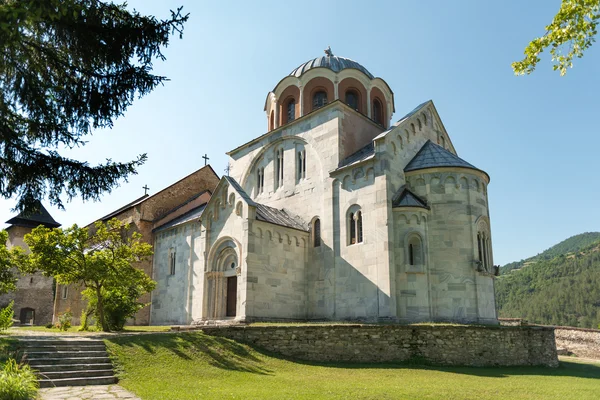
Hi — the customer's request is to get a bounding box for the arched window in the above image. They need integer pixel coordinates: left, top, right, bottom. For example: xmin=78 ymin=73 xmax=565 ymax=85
xmin=297 ymin=149 xmax=306 ymax=181
xmin=347 ymin=206 xmax=363 ymax=245
xmin=439 ymin=135 xmax=446 ymax=148
xmin=286 ymin=98 xmax=296 ymax=123
xmin=411 ymin=123 xmax=416 ymax=135
xmin=407 ymin=234 xmax=424 ymax=266
xmin=275 ymin=148 xmax=284 ymax=189
xmin=477 ymin=220 xmax=492 ymax=272
xmin=373 ymin=98 xmax=383 ymax=126
xmin=417 ymin=119 xmax=422 ymax=131
xmin=422 ymin=112 xmax=428 ymax=126
xmin=313 ymin=218 xmax=321 ymax=247
xmin=256 ymin=167 xmax=264 ymax=194
xmin=313 ymin=91 xmax=328 ymax=109
xmin=345 ymin=90 xmax=359 ymax=111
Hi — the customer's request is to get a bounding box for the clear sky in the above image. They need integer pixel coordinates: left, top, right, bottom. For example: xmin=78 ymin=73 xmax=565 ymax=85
xmin=2 ymin=0 xmax=599 ymax=265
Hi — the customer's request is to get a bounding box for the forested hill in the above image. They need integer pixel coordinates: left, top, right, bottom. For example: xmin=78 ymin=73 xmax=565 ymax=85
xmin=495 ymin=240 xmax=600 ymax=328
xmin=501 ymin=232 xmax=600 ymax=274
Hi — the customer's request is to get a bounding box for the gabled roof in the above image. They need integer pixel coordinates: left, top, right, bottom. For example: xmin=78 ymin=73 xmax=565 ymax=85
xmin=5 ymin=202 xmax=61 ymax=228
xmin=219 ymin=176 xmax=308 ymax=232
xmin=337 ymin=142 xmax=375 ymax=170
xmin=153 ymin=204 xmax=207 ymax=232
xmin=405 ymin=140 xmax=478 ymax=173
xmin=392 ymin=186 xmax=429 ymax=209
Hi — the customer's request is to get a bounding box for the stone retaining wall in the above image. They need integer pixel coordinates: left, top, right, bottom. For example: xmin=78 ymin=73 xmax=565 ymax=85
xmin=554 ymin=327 xmax=600 ymax=360
xmin=201 ymin=324 xmax=558 ymax=367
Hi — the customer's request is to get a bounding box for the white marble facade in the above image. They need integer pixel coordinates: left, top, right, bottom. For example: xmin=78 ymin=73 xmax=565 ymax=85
xmin=150 ymin=54 xmax=498 ymax=325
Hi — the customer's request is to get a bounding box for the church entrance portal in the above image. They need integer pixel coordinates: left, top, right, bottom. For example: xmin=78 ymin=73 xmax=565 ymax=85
xmin=226 ymin=276 xmax=237 ymax=317
xmin=205 ymin=239 xmax=240 ymax=320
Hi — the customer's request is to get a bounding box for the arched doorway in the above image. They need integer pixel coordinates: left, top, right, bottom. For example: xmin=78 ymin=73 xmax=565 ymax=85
xmin=205 ymin=239 xmax=240 ymax=319
xmin=20 ymin=308 xmax=35 ymax=325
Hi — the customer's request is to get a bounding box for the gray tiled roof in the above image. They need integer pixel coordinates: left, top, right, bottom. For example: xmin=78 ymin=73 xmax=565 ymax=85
xmin=255 ymin=204 xmax=308 ymax=232
xmin=6 ymin=202 xmax=61 ymax=228
xmin=337 ymin=142 xmax=375 ymax=169
xmin=222 ymin=176 xmax=307 ymax=232
xmin=392 ymin=186 xmax=429 ymax=209
xmin=405 ymin=140 xmax=478 ymax=172
xmin=290 ymin=55 xmax=374 ymax=79
xmin=153 ymin=204 xmax=206 ymax=232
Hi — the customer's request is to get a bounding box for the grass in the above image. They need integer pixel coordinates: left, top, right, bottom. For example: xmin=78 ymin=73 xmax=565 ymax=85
xmin=105 ymin=332 xmax=600 ymax=400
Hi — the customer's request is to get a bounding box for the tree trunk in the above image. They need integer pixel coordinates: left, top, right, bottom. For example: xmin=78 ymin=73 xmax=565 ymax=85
xmin=96 ymin=286 xmax=109 ymax=332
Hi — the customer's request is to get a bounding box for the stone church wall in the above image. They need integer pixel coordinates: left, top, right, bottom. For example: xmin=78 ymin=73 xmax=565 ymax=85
xmin=201 ymin=324 xmax=558 ymax=367
xmin=151 ymin=222 xmax=202 ymax=325
xmin=245 ymin=222 xmax=308 ymax=320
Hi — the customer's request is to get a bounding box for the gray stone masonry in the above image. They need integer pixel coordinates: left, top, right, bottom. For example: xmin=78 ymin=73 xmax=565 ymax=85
xmin=201 ymin=324 xmax=559 ymax=367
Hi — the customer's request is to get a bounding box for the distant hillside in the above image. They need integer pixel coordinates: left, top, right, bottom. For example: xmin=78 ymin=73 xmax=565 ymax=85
xmin=501 ymin=232 xmax=600 ymax=274
xmin=495 ymin=240 xmax=600 ymax=328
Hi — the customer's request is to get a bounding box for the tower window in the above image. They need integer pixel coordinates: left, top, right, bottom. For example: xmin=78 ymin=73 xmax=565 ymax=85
xmin=313 ymin=91 xmax=328 ymax=110
xmin=373 ymin=99 xmax=383 ymax=126
xmin=407 ymin=234 xmax=424 ymax=266
xmin=313 ymin=218 xmax=321 ymax=247
xmin=61 ymin=285 xmax=68 ymax=300
xmin=345 ymin=90 xmax=359 ymax=111
xmin=286 ymin=99 xmax=296 ymax=123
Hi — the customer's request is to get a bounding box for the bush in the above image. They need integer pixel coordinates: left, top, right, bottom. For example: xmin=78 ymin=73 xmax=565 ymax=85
xmin=56 ymin=310 xmax=72 ymax=331
xmin=0 ymin=302 xmax=14 ymax=332
xmin=0 ymin=358 xmax=38 ymax=400
xmin=44 ymin=323 xmax=53 ymax=329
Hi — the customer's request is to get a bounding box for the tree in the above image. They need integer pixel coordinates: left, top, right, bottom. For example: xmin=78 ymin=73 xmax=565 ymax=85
xmin=0 ymin=231 xmax=18 ymax=295
xmin=513 ymin=0 xmax=600 ymax=76
xmin=22 ymin=218 xmax=155 ymax=331
xmin=0 ymin=1 xmax=188 ymax=212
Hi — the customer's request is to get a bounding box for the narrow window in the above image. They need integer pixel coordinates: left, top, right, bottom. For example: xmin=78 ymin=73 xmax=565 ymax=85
xmin=482 ymin=233 xmax=488 ymax=270
xmin=169 ymin=249 xmax=176 ymax=275
xmin=313 ymin=91 xmax=328 ymax=109
xmin=314 ymin=218 xmax=321 ymax=247
xmin=417 ymin=119 xmax=422 ymax=131
xmin=61 ymin=285 xmax=68 ymax=300
xmin=356 ymin=211 xmax=363 ymax=243
xmin=422 ymin=113 xmax=427 ymax=126
xmin=477 ymin=233 xmax=483 ymax=266
xmin=297 ymin=150 xmax=306 ymax=181
xmin=256 ymin=168 xmax=262 ymax=194
xmin=287 ymin=99 xmax=295 ymax=122
xmin=409 ymin=244 xmax=415 ymax=266
xmin=373 ymin=99 xmax=383 ymax=126
xmin=345 ymin=90 xmax=359 ymax=111
xmin=275 ymin=149 xmax=284 ymax=189
xmin=440 ymin=136 xmax=446 ymax=148
xmin=349 ymin=212 xmax=356 ymax=244
xmin=411 ymin=123 xmax=416 ymax=135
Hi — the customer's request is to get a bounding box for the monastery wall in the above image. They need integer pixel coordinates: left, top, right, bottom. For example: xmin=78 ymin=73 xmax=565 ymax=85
xmin=201 ymin=324 xmax=559 ymax=367
xmin=245 ymin=222 xmax=308 ymax=320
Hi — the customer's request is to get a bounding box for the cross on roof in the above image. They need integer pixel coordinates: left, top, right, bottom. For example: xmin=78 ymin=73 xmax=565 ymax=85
xmin=142 ymin=185 xmax=150 ymax=195
xmin=202 ymin=154 xmax=209 ymax=166
xmin=324 ymin=46 xmax=333 ymax=57
xmin=224 ymin=163 xmax=231 ymax=177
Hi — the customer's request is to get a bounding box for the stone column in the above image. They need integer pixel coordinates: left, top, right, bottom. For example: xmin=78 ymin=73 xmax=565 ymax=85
xmin=367 ymin=87 xmax=372 ymax=119
xmin=299 ymin=85 xmax=304 ymax=116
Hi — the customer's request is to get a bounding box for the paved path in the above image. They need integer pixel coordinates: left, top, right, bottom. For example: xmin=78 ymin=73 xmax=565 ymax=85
xmin=39 ymin=385 xmax=141 ymax=399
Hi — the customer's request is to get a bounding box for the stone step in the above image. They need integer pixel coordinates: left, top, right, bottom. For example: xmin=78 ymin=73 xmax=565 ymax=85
xmin=25 ymin=350 xmax=108 ymax=359
xmin=23 ymin=344 xmax=106 ymax=352
xmin=21 ymin=339 xmax=105 ymax=346
xmin=39 ymin=376 xmax=117 ymax=388
xmin=28 ymin=356 xmax=111 ymax=366
xmin=32 ymin=363 xmax=114 ymax=373
xmin=36 ymin=369 xmax=114 ymax=380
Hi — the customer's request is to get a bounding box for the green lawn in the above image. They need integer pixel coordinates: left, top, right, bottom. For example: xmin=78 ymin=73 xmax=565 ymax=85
xmin=105 ymin=332 xmax=600 ymax=400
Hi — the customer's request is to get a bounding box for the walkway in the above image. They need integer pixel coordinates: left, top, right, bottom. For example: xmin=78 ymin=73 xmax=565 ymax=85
xmin=39 ymin=385 xmax=141 ymax=399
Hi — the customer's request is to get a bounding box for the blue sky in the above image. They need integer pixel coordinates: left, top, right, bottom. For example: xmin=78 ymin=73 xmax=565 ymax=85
xmin=2 ymin=0 xmax=599 ymax=265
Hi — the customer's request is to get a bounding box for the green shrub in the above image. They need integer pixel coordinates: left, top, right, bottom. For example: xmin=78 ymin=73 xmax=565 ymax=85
xmin=44 ymin=323 xmax=53 ymax=329
xmin=0 ymin=302 xmax=14 ymax=332
xmin=57 ymin=310 xmax=72 ymax=331
xmin=0 ymin=358 xmax=38 ymax=400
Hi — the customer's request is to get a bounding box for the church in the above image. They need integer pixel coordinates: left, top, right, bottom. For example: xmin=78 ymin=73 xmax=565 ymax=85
xmin=148 ymin=50 xmax=498 ymax=326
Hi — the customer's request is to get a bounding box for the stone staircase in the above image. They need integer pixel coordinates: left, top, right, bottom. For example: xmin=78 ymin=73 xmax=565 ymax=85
xmin=21 ymin=338 xmax=117 ymax=388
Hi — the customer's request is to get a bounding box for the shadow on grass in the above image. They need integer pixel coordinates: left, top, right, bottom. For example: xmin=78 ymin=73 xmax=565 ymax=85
xmin=105 ymin=332 xmax=272 ymax=375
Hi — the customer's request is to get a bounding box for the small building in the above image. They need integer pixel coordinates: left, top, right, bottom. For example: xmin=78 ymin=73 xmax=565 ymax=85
xmin=1 ymin=203 xmax=61 ymax=325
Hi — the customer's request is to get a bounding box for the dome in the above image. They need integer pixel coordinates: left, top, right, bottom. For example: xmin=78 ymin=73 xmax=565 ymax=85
xmin=289 ymin=49 xmax=374 ymax=79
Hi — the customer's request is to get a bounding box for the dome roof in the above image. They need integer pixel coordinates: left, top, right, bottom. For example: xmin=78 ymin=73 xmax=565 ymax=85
xmin=289 ymin=49 xmax=374 ymax=79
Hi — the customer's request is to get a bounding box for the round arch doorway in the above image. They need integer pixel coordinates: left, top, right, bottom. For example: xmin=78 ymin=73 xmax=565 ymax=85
xmin=206 ymin=239 xmax=240 ymax=319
